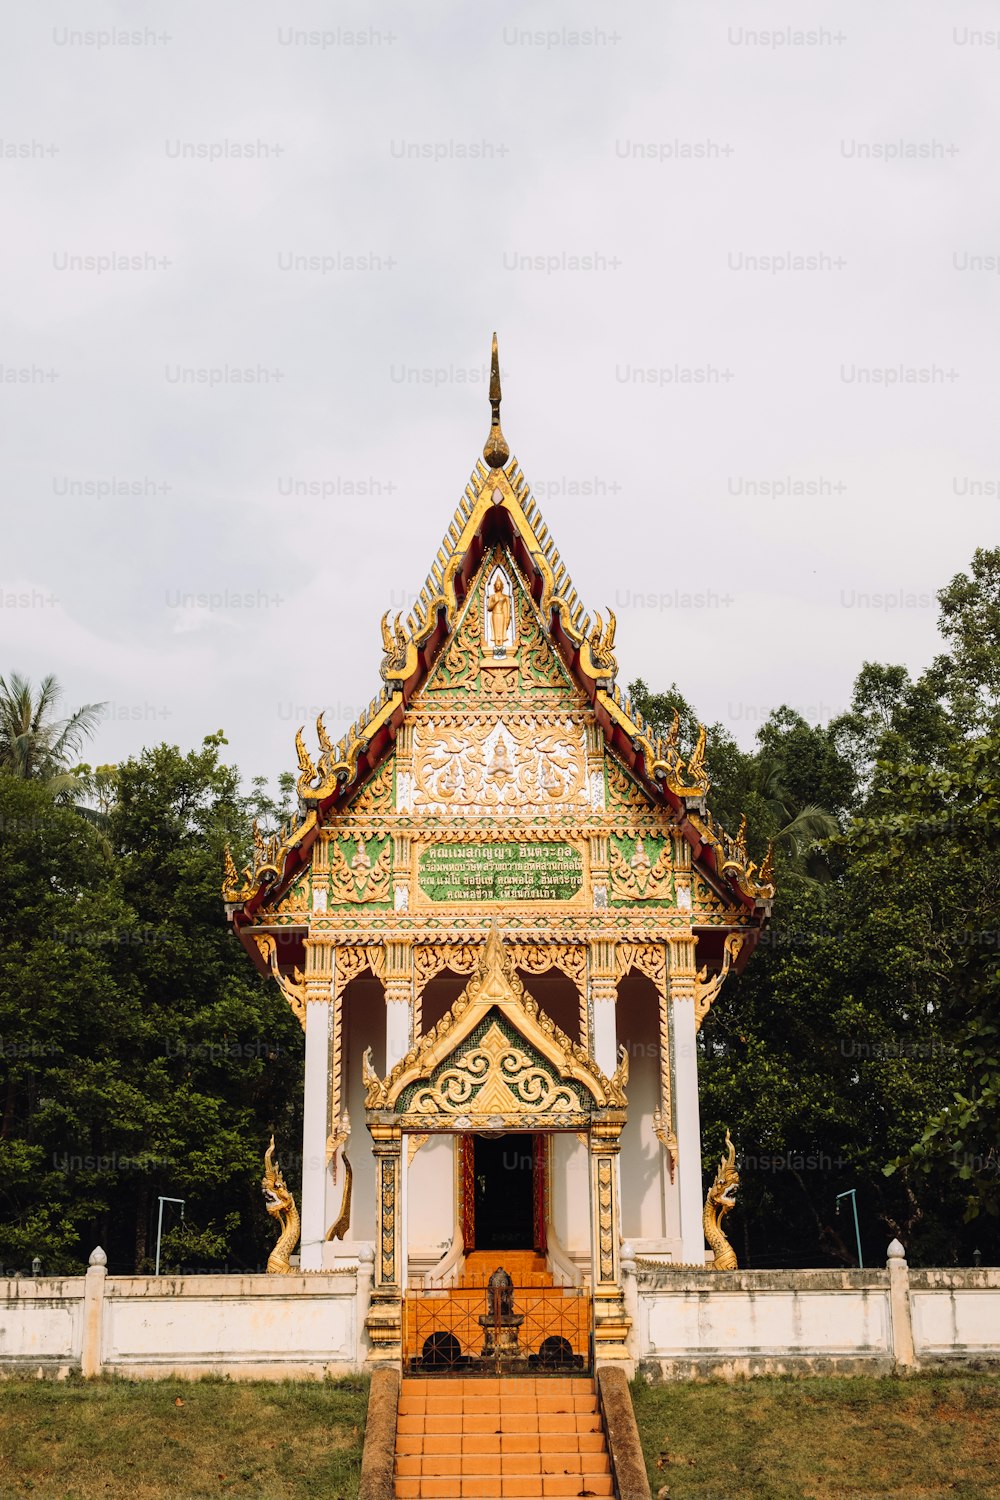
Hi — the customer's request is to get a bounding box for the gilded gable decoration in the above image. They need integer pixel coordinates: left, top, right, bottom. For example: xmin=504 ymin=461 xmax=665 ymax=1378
xmin=412 ymin=715 xmax=589 ymax=817
xmin=484 ymin=565 xmax=516 ymax=652
xmin=328 ymin=835 xmax=392 ymax=904
xmin=609 ymin=835 xmax=673 ymax=903
xmin=253 ymin=934 xmax=307 ymax=1031
xmin=362 ymin=926 xmax=627 ymax=1130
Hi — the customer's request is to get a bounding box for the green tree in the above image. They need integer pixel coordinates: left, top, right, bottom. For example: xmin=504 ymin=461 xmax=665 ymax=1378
xmin=926 ymin=546 xmax=1000 ymax=734
xmin=102 ymin=734 xmax=304 ymax=1271
xmin=0 ymin=773 xmax=137 ymax=1270
xmin=831 ymin=663 xmax=950 ymax=799
xmin=0 ymin=735 xmax=305 ymax=1274
xmin=857 ymin=730 xmax=1000 ymax=1228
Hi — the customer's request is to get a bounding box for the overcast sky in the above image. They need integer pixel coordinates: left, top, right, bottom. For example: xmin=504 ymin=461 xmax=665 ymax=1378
xmin=2 ymin=0 xmax=998 ymax=788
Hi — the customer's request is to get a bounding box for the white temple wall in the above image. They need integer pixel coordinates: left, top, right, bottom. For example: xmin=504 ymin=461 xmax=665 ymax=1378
xmin=0 ymin=1270 xmax=364 ymax=1379
xmin=550 ymin=1133 xmax=590 ymax=1261
xmin=101 ymin=1273 xmax=359 ymax=1377
xmin=3 ymin=1260 xmax=999 ymax=1378
xmin=333 ymin=976 xmax=385 ymax=1251
xmin=635 ymin=1274 xmax=893 ymax=1377
xmin=627 ymin=1259 xmax=1000 ymax=1379
xmin=910 ymin=1269 xmax=1000 ymax=1361
xmin=0 ymin=1277 xmax=81 ymax=1371
xmin=407 ymin=1135 xmax=456 ymax=1271
xmin=616 ymin=973 xmax=669 ymax=1245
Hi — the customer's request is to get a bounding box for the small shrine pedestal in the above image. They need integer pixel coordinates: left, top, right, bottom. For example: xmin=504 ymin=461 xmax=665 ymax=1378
xmin=478 ymin=1268 xmax=526 ymax=1361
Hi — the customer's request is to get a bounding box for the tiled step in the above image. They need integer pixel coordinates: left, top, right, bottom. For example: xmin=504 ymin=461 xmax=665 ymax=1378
xmin=458 ymin=1252 xmax=552 ymax=1290
xmin=393 ymin=1377 xmax=613 ymax=1500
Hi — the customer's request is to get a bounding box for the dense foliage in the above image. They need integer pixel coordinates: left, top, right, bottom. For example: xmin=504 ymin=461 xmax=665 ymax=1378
xmin=632 ymin=546 xmax=1000 ymax=1267
xmin=0 ymin=548 xmax=996 ymax=1272
xmin=0 ymin=736 xmax=302 ymax=1274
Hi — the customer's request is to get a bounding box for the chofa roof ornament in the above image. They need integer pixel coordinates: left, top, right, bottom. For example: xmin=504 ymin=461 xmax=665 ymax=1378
xmin=483 ymin=332 xmax=510 ymax=470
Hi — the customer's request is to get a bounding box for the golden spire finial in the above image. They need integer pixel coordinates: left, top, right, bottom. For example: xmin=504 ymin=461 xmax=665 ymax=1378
xmin=483 ymin=331 xmax=509 ymax=469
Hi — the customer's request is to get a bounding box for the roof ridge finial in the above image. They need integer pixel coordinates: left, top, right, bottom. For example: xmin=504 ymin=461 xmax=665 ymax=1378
xmin=483 ymin=331 xmax=510 ymax=470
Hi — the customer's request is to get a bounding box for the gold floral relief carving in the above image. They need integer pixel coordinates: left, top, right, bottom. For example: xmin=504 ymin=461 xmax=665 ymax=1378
xmin=425 ymin=588 xmax=482 ymax=690
xmin=413 ymin=944 xmax=479 ymax=992
xmin=333 ymin=944 xmax=386 ymax=1000
xmin=517 ymin=589 xmax=573 ymax=692
xmin=407 ymin=1021 xmax=584 ymax=1118
xmin=329 ymin=836 xmax=392 ymax=903
xmin=407 ymin=1132 xmax=429 ymax=1165
xmin=273 ymin=881 xmax=309 ymax=915
xmin=509 ymin=942 xmax=587 ymax=992
xmin=692 ymin=875 xmax=747 ymax=926
xmin=604 ymin=756 xmax=653 ymax=811
xmin=615 ymin=942 xmax=667 ymax=992
xmin=345 ymin=760 xmax=394 ymax=816
xmin=480 ymin=666 xmax=519 ymax=697
xmin=609 ymin=836 xmax=673 ymax=902
xmin=412 ymin=941 xmax=588 ymax=996
xmin=597 ymin=1159 xmax=615 ymax=1281
xmin=412 ymin=715 xmax=588 ymax=816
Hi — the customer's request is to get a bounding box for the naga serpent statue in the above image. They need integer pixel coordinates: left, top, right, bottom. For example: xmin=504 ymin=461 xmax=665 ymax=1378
xmin=703 ymin=1130 xmax=739 ymax=1270
xmin=325 ymin=1155 xmax=353 ymax=1242
xmin=262 ymin=1135 xmax=300 ymax=1274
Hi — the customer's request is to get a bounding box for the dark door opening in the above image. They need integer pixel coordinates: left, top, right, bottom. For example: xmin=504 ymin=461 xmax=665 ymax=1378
xmin=473 ymin=1133 xmax=535 ymax=1250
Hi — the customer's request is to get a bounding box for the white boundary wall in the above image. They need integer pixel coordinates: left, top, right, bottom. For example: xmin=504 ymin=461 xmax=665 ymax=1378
xmin=0 ymin=1249 xmax=372 ymax=1380
xmin=3 ymin=1244 xmax=1000 ymax=1379
xmin=625 ymin=1243 xmax=1000 ymax=1380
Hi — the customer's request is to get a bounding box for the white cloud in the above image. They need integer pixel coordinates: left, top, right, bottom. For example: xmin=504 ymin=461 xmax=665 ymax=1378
xmin=1 ymin=0 xmax=997 ymax=782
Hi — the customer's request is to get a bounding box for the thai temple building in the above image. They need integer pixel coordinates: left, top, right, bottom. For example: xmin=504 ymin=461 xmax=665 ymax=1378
xmin=223 ymin=338 xmax=773 ymax=1371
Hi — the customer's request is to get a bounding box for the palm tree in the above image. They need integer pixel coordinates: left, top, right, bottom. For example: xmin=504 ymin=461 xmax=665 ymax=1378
xmin=0 ymin=672 xmax=106 ymax=794
xmin=754 ymin=759 xmax=839 ymax=881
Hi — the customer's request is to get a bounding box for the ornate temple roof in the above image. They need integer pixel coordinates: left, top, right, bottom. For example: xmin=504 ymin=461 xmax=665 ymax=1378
xmin=225 ymin=337 xmax=773 ymax=955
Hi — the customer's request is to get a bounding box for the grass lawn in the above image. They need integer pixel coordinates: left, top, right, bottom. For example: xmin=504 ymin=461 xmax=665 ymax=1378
xmin=0 ymin=1376 xmax=367 ymax=1500
xmin=632 ymin=1371 xmax=1000 ymax=1500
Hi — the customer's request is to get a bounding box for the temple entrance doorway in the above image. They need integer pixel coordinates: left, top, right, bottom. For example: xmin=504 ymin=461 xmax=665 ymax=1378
xmin=462 ymin=1132 xmax=548 ymax=1252
xmin=474 ymin=1133 xmax=534 ymax=1250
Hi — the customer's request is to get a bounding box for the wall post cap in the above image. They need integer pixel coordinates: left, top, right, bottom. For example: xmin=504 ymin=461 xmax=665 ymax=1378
xmin=88 ymin=1246 xmax=108 ymax=1268
xmin=886 ymin=1238 xmax=906 ymax=1262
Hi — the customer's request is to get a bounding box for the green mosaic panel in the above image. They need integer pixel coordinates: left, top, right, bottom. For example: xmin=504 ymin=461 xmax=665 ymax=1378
xmin=608 ymin=832 xmax=674 ymax=907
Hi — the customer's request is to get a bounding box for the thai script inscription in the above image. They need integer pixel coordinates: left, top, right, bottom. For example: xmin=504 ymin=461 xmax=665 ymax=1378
xmin=418 ymin=842 xmax=583 ymax=903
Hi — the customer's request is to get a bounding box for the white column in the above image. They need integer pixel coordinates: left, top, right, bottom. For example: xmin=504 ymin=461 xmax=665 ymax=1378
xmin=300 ymin=998 xmax=332 ymax=1270
xmin=887 ymin=1239 xmax=916 ymax=1369
xmin=81 ymin=1246 xmax=107 ymax=1377
xmin=592 ymin=989 xmax=618 ymax=1076
xmin=589 ymin=940 xmax=618 ymax=1076
xmin=384 ymin=940 xmax=413 ymax=1072
xmin=385 ymin=1000 xmax=411 ymax=1071
xmin=670 ymin=988 xmax=704 ymax=1264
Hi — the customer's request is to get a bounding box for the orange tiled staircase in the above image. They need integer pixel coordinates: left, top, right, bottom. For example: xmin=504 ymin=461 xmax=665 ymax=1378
xmin=393 ymin=1374 xmax=614 ymax=1499
xmin=458 ymin=1250 xmax=554 ymax=1288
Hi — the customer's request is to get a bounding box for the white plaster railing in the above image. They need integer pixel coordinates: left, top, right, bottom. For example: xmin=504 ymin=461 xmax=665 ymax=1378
xmin=4 ymin=1242 xmax=1000 ymax=1378
xmin=624 ymin=1240 xmax=1000 ymax=1378
xmin=0 ymin=1246 xmax=371 ymax=1379
xmin=909 ymin=1266 xmax=1000 ymax=1362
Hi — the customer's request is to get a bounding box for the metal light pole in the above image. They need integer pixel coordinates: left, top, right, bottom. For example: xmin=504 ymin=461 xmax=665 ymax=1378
xmin=155 ymin=1196 xmax=185 ymax=1276
xmin=836 ymin=1188 xmax=863 ymax=1268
